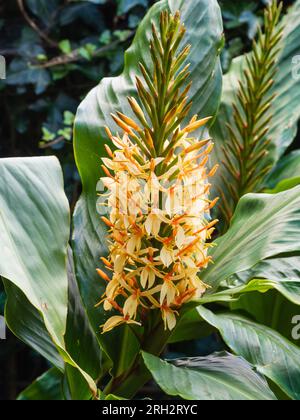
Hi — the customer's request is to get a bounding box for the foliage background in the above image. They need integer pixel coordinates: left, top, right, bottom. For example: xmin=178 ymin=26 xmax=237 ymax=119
xmin=0 ymin=0 xmax=298 ymax=400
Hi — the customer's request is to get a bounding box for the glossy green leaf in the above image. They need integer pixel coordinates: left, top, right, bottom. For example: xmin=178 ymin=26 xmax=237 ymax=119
xmin=4 ymin=248 xmax=104 ymax=390
xmin=0 ymin=157 xmax=69 ymax=346
xmin=169 ymin=309 xmax=215 ymax=344
xmin=198 ymin=306 xmax=300 ymax=400
xmin=171 ymin=278 xmax=284 ymax=344
xmin=64 ymin=248 xmax=102 ymax=399
xmin=73 ymin=0 xmax=223 ymax=371
xmin=230 ymin=290 xmax=300 ymax=347
xmin=202 ymin=186 xmax=300 ymax=290
xmin=266 ymin=150 xmax=300 ymax=189
xmin=266 ymin=177 xmax=300 ymax=194
xmin=269 ymin=0 xmax=300 ymax=155
xmin=3 ymin=279 xmax=64 ymax=371
xmin=227 ymin=253 xmax=300 ymax=345
xmin=18 ymin=368 xmax=64 ymax=401
xmin=0 ymin=157 xmax=97 ymax=396
xmin=64 ymin=365 xmax=93 ymax=401
xmin=4 ymin=249 xmax=102 ymax=400
xmin=142 ymin=351 xmax=276 ymax=400
xmin=229 ymin=253 xmax=300 ymax=306
xmin=199 ymin=279 xmax=275 ymax=303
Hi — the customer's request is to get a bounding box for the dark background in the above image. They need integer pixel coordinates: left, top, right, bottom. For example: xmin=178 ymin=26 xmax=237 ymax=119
xmin=0 ymin=0 xmax=297 ymax=400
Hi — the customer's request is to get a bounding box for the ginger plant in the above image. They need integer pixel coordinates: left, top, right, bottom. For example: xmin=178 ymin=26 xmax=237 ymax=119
xmin=2 ymin=0 xmax=300 ymax=401
xmin=96 ymin=11 xmax=218 ymax=334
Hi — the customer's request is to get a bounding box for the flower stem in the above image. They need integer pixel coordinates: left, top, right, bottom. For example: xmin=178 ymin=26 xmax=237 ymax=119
xmin=104 ymin=318 xmax=172 ymax=398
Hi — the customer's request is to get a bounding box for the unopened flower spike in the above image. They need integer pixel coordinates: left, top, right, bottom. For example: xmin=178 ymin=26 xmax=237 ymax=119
xmin=97 ymin=10 xmax=219 ymax=333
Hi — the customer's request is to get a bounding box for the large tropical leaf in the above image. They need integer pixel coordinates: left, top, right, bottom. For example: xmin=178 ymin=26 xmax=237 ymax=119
xmin=266 ymin=177 xmax=300 ymax=194
xmin=211 ymin=0 xmax=300 ymax=201
xmin=229 ymin=253 xmax=300 ymax=306
xmin=231 ymin=290 xmax=300 ymax=346
xmin=0 ymin=157 xmax=69 ymax=345
xmin=63 ymin=248 xmax=102 ymax=399
xmin=18 ymin=368 xmax=64 ymax=401
xmin=142 ymin=351 xmax=276 ymax=400
xmin=224 ymin=253 xmax=300 ymax=344
xmin=202 ymin=186 xmax=300 ymax=290
xmin=4 ymin=250 xmax=102 ymax=400
xmin=3 ymin=280 xmax=64 ymax=371
xmin=170 ymin=278 xmax=286 ymax=343
xmin=169 ymin=309 xmax=215 ymax=344
xmin=266 ymin=150 xmax=300 ymax=189
xmin=0 ymin=157 xmax=97 ymax=396
xmin=4 ymin=248 xmax=104 ymax=390
xmin=72 ymin=0 xmax=223 ymax=371
xmin=174 ymin=260 xmax=300 ymax=344
xmin=199 ymin=306 xmax=300 ymax=400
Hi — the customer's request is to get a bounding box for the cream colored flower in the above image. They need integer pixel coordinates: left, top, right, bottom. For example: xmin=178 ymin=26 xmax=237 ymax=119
xmin=145 ymin=212 xmax=163 ymax=236
xmin=160 ymin=278 xmax=178 ymax=306
xmin=140 ymin=266 xmax=156 ymax=289
xmin=96 ymin=11 xmax=219 ymax=334
xmin=114 ymin=254 xmax=127 ymax=274
xmin=126 ymin=234 xmax=142 ymax=254
xmin=161 ymin=307 xmax=178 ymax=331
xmin=160 ymin=245 xmax=175 ymax=268
xmin=123 ymin=294 xmax=139 ymax=319
xmin=102 ymin=316 xmax=141 ymax=333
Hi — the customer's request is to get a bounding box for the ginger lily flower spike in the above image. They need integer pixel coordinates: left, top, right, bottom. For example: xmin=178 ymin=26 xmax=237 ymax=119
xmin=97 ymin=10 xmax=219 ymax=333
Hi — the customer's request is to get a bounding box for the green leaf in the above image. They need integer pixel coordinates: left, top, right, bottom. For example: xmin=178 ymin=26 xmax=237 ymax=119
xmin=42 ymin=126 xmax=56 ymax=141
xmin=4 ymin=248 xmax=102 ymax=400
xmin=0 ymin=157 xmax=69 ymax=346
xmin=113 ymin=30 xmax=133 ymax=42
xmin=229 ymin=253 xmax=300 ymax=306
xmin=198 ymin=279 xmax=275 ymax=303
xmin=78 ymin=44 xmax=97 ymax=61
xmin=99 ymin=392 xmax=126 ymax=400
xmin=6 ymin=59 xmax=51 ymax=95
xmin=73 ymin=0 xmax=223 ymax=372
xmin=99 ymin=30 xmax=112 ymax=45
xmin=198 ymin=306 xmax=300 ymax=400
xmin=3 ymin=280 xmax=64 ymax=371
xmin=25 ymin=0 xmax=60 ymax=26
xmin=265 ymin=177 xmax=300 ymax=194
xmin=58 ymin=127 xmax=72 ymax=141
xmin=64 ymin=248 xmax=102 ymax=399
xmin=227 ymin=253 xmax=300 ymax=345
xmin=230 ymin=290 xmax=300 ymax=347
xmin=117 ymin=0 xmax=148 ymax=16
xmin=59 ymin=39 xmax=72 ymax=54
xmin=64 ymin=365 xmax=93 ymax=400
xmin=202 ymin=186 xmax=300 ymax=290
xmin=269 ymin=0 xmax=300 ymax=155
xmin=18 ymin=368 xmax=64 ymax=401
xmin=0 ymin=157 xmax=97 ymax=397
xmin=63 ymin=111 xmax=75 ymax=126
xmin=171 ymin=278 xmax=285 ymax=344
xmin=266 ymin=150 xmax=300 ymax=189
xmin=169 ymin=309 xmax=215 ymax=344
xmin=142 ymin=351 xmax=276 ymax=400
